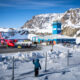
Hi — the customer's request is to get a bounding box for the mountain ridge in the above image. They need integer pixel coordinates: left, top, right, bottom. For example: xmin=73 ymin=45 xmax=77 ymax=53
xmin=22 ymin=8 xmax=80 ymax=36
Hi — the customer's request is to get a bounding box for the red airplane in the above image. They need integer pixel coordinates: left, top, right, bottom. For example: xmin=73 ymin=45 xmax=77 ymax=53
xmin=0 ymin=32 xmax=17 ymax=47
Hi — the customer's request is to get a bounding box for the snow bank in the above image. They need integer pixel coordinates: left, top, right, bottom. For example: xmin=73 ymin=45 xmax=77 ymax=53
xmin=0 ymin=44 xmax=80 ymax=80
xmin=59 ymin=52 xmax=67 ymax=58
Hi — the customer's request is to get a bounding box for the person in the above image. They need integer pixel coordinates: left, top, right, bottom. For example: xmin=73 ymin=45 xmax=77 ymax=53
xmin=33 ymin=58 xmax=41 ymax=77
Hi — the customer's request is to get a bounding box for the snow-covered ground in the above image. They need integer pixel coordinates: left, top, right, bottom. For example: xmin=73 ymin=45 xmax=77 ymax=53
xmin=0 ymin=44 xmax=80 ymax=80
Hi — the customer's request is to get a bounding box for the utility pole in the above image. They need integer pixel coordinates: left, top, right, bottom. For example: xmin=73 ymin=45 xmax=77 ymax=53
xmin=12 ymin=56 xmax=14 ymax=80
xmin=45 ymin=52 xmax=47 ymax=72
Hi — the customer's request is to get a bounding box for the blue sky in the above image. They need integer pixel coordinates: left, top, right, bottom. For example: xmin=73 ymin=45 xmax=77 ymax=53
xmin=0 ymin=0 xmax=80 ymax=28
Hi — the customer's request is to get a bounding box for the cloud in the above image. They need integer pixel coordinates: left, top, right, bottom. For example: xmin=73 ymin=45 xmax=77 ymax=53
xmin=0 ymin=0 xmax=77 ymax=9
xmin=0 ymin=1 xmax=58 ymax=9
xmin=0 ymin=3 xmax=16 ymax=7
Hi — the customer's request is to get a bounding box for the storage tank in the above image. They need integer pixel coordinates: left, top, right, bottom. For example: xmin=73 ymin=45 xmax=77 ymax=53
xmin=76 ymin=37 xmax=80 ymax=44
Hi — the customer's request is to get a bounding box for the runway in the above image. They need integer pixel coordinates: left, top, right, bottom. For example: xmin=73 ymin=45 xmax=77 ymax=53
xmin=0 ymin=45 xmax=42 ymax=53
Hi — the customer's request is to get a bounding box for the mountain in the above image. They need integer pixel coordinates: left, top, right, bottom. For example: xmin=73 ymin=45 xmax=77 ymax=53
xmin=22 ymin=8 xmax=80 ymax=37
xmin=22 ymin=13 xmax=63 ymax=29
xmin=61 ymin=8 xmax=80 ymax=36
xmin=0 ymin=27 xmax=29 ymax=39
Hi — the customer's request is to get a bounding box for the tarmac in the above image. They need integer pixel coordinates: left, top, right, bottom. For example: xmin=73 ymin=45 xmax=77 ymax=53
xmin=0 ymin=45 xmax=42 ymax=53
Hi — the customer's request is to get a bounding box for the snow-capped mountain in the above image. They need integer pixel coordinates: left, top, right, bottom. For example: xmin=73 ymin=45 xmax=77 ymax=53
xmin=0 ymin=27 xmax=29 ymax=39
xmin=0 ymin=27 xmax=14 ymax=32
xmin=22 ymin=8 xmax=80 ymax=36
xmin=61 ymin=8 xmax=80 ymax=28
xmin=22 ymin=13 xmax=63 ymax=29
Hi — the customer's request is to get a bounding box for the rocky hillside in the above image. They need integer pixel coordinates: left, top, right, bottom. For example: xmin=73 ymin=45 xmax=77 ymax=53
xmin=22 ymin=13 xmax=63 ymax=29
xmin=22 ymin=8 xmax=80 ymax=37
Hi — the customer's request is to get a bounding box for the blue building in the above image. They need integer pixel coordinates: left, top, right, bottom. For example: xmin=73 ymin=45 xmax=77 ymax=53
xmin=52 ymin=22 xmax=61 ymax=34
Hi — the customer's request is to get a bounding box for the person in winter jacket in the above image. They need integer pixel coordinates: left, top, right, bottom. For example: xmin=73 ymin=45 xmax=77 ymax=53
xmin=33 ymin=58 xmax=41 ymax=77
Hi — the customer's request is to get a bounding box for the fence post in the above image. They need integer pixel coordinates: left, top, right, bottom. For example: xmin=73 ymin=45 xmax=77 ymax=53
xmin=52 ymin=44 xmax=53 ymax=51
xmin=45 ymin=52 xmax=47 ymax=72
xmin=12 ymin=56 xmax=14 ymax=80
xmin=67 ymin=50 xmax=69 ymax=66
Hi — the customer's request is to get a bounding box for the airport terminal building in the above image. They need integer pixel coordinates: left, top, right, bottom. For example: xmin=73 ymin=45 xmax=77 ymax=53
xmin=32 ymin=22 xmax=76 ymax=44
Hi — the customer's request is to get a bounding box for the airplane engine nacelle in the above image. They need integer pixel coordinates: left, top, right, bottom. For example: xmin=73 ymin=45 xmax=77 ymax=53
xmin=7 ymin=42 xmax=15 ymax=47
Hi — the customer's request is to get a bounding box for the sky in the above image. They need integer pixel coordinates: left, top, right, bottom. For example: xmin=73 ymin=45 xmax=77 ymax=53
xmin=0 ymin=0 xmax=80 ymax=28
